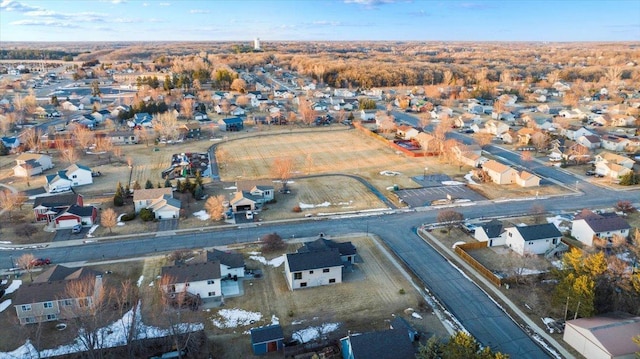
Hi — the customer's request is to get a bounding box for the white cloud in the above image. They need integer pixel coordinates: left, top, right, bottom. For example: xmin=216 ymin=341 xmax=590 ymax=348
xmin=189 ymin=9 xmax=210 ymax=14
xmin=312 ymin=20 xmax=343 ymax=26
xmin=0 ymin=0 xmax=40 ymax=12
xmin=142 ymin=2 xmax=149 ymax=6
xmin=344 ymin=0 xmax=397 ymax=6
xmin=159 ymin=2 xmax=170 ymax=6
xmin=10 ymin=19 xmax=79 ymax=28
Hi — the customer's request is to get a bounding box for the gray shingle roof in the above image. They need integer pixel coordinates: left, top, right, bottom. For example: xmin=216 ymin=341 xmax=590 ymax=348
xmin=250 ymin=324 xmax=284 ymax=344
xmin=298 ymin=238 xmax=357 ymax=256
xmin=14 ymin=265 xmax=101 ymax=305
xmin=584 ymin=215 xmax=631 ymax=233
xmin=65 ymin=204 xmax=95 ymax=217
xmin=480 ymin=219 xmax=503 ymax=238
xmin=286 ymin=249 xmax=343 ymax=272
xmin=200 ymin=249 xmax=245 ymax=269
xmin=33 ymin=193 xmax=81 ymax=209
xmin=513 ymin=223 xmax=562 ymax=241
xmin=161 ymin=260 xmax=221 ymax=283
xmin=346 ymin=329 xmax=415 ymax=359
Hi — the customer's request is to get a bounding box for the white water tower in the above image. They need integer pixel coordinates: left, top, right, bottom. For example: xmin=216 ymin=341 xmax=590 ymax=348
xmin=254 ymin=37 xmax=261 ymax=50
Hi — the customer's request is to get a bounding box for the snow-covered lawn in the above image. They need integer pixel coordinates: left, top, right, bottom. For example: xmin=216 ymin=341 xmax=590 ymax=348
xmin=299 ymin=201 xmax=331 ymax=209
xmin=442 ymin=180 xmax=465 ymax=186
xmin=193 ymin=210 xmax=210 ymax=221
xmin=249 ymin=254 xmax=284 ymax=267
xmin=5 ymin=280 xmax=22 ymax=294
xmin=211 ymin=309 xmax=263 ymax=329
xmin=292 ymin=323 xmax=340 ymax=343
xmin=464 ymin=172 xmax=478 ymax=185
xmin=546 ymin=215 xmax=571 ymax=232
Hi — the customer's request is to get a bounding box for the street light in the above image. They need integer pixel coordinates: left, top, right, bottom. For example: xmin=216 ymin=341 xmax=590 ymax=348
xmin=423 ymin=167 xmax=428 ymax=181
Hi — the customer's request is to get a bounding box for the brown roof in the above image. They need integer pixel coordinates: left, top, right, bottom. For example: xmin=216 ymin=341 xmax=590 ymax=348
xmin=236 ymin=180 xmax=274 ymax=193
xmin=161 ymin=260 xmax=222 ymax=284
xmin=13 ymin=265 xmax=101 ymax=305
xmin=574 ymin=210 xmax=631 ymax=232
xmin=133 ymin=187 xmax=173 ymax=201
xmin=482 ymin=160 xmax=511 ymax=174
xmin=518 ymin=171 xmax=538 ymax=181
xmin=566 ymin=314 xmax=640 ymax=357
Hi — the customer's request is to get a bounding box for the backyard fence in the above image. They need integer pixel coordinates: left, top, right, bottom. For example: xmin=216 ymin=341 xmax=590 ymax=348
xmin=454 ymin=242 xmax=502 ymax=287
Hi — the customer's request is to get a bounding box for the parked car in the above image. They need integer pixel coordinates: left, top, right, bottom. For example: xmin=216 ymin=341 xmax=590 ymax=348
xmin=31 ymin=258 xmax=51 ymax=267
xmin=585 ymin=170 xmax=596 ymax=176
xmin=72 ymin=224 xmax=82 ymax=234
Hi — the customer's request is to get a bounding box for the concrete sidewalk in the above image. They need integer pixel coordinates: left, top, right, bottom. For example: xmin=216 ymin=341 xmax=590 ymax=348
xmin=418 ymin=228 xmax=573 ymax=359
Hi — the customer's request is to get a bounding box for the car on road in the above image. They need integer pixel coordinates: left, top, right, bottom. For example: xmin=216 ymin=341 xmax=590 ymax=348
xmin=30 ymin=258 xmax=51 ymax=267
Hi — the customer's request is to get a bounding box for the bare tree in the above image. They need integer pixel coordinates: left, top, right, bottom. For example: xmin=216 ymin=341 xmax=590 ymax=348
xmin=74 ymin=125 xmax=95 ymax=153
xmin=180 ymin=98 xmax=194 ymax=120
xmin=215 ymin=148 xmax=229 ymax=169
xmin=94 ymin=136 xmax=113 ymax=161
xmin=298 ymin=97 xmax=318 ymax=126
xmin=153 ymin=112 xmax=179 ymax=141
xmin=204 ymin=195 xmax=226 ymax=221
xmin=530 ymin=132 xmax=549 ymax=152
xmin=101 ymin=208 xmax=117 ymax=234
xmin=531 ymin=204 xmax=546 ymax=224
xmin=103 ymin=119 xmax=117 ymax=132
xmin=377 ymin=112 xmax=397 ymax=134
xmin=0 ymin=189 xmax=19 ymax=220
xmin=22 ymin=127 xmax=42 ymax=152
xmin=474 ymin=133 xmax=493 ymax=148
xmin=436 ymin=210 xmax=464 ymax=234
xmin=17 ymin=253 xmax=36 ymax=280
xmin=614 ymin=200 xmax=636 ymax=214
xmin=305 ymin=153 xmax=314 ymax=175
xmin=59 ymin=143 xmax=79 ymax=164
xmin=134 ymin=126 xmax=151 ymax=147
xmin=230 ymin=78 xmax=247 ymax=93
xmin=521 ymin=150 xmax=533 ymax=162
xmin=235 ymin=95 xmax=249 ymax=108
xmin=334 ymin=109 xmax=347 ymax=125
xmin=271 ymin=157 xmax=295 ymax=191
xmin=261 ymin=232 xmax=285 ymax=252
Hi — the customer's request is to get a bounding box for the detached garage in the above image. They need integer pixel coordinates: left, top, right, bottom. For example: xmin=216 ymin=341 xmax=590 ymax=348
xmin=250 ymin=324 xmax=284 ymax=355
xmin=563 ymin=313 xmax=640 ymax=359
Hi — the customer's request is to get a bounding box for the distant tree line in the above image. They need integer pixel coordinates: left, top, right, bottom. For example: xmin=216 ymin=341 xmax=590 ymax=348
xmin=0 ymin=49 xmax=80 ymax=60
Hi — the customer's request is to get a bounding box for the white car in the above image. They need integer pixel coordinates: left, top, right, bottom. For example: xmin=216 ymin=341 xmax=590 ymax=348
xmin=245 ymin=211 xmax=254 ymax=220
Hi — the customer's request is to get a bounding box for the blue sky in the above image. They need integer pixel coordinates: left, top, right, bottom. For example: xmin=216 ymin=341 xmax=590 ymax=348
xmin=1 ymin=0 xmax=639 ymax=42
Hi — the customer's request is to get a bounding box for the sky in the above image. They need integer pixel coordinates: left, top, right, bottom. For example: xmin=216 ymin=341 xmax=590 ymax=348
xmin=0 ymin=0 xmax=639 ymax=42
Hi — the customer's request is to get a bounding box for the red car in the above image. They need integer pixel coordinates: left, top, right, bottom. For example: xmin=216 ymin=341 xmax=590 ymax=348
xmin=30 ymin=258 xmax=51 ymax=267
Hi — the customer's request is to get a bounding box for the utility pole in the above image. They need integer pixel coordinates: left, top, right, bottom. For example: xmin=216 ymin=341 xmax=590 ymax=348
xmin=574 ymin=301 xmax=581 ymax=320
xmin=563 ymin=296 xmax=569 ymax=321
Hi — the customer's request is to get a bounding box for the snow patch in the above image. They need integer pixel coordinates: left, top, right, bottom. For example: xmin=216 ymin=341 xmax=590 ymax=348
xmin=442 ymin=180 xmax=464 ymax=186
xmin=250 ymin=255 xmax=284 ymax=267
xmin=546 ymin=215 xmax=570 ymax=232
xmin=223 ymin=186 xmax=237 ymax=190
xmin=136 ymin=275 xmax=144 ymax=287
xmin=292 ymin=323 xmax=340 ymax=343
xmin=86 ymin=224 xmax=99 ymax=238
xmin=193 ymin=210 xmax=210 ymax=221
xmin=0 ymin=299 xmax=11 ymax=313
xmin=0 ymin=241 xmax=11 ymax=244
xmin=5 ymin=280 xmax=22 ymax=294
xmin=411 ymin=312 xmax=423 ymax=319
xmin=299 ymin=202 xmax=331 ymax=209
xmin=211 ymin=309 xmax=262 ymax=329
xmin=464 ymin=172 xmax=478 ymax=185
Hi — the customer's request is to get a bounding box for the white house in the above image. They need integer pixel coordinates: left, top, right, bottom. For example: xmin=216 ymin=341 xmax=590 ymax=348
xmin=505 ymin=223 xmax=562 ymax=256
xmin=473 ymin=219 xmax=506 ymax=246
xmin=13 ymin=153 xmax=53 ymax=178
xmin=195 ymin=249 xmax=245 ymax=279
xmin=1 ymin=136 xmax=20 ymax=152
xmin=161 ymin=261 xmax=222 ymax=300
xmin=360 ymin=109 xmax=376 ymax=121
xmin=133 ymin=188 xmax=174 ymax=213
xmin=146 ymin=194 xmax=181 ymax=220
xmin=571 ymin=210 xmax=631 ymax=247
xmin=45 ymin=172 xmax=73 ymax=193
xmin=64 ymin=163 xmax=93 ymax=187
xmin=284 ymin=249 xmax=343 ymax=290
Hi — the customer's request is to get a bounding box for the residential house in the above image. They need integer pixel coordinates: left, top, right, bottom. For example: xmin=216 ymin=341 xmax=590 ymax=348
xmin=161 ymin=260 xmax=222 ymax=300
xmin=571 ymin=209 xmax=631 ymax=247
xmin=13 ymin=265 xmax=103 ymax=325
xmin=482 ymin=160 xmax=518 ymax=185
xmin=454 ymin=114 xmax=481 ymax=129
xmin=522 ymin=113 xmax=554 ymax=130
xmin=297 ymin=238 xmax=357 ymax=264
xmin=108 ymin=131 xmax=139 ymax=145
xmin=284 ymin=248 xmax=343 ymax=290
xmin=453 ymin=144 xmax=485 ymax=168
xmin=230 ymin=181 xmax=275 ymax=213
xmin=193 ymin=111 xmax=208 ymax=121
xmin=515 ymin=171 xmax=541 ymax=187
xmin=563 ymin=313 xmax=640 ymax=359
xmin=218 ymin=117 xmax=244 ymax=131
xmin=13 ymin=153 xmax=53 ymax=177
xmin=194 ymin=249 xmax=245 ymax=279
xmin=146 ymin=194 xmax=181 ymax=220
xmin=45 ymin=172 xmax=73 ymax=193
xmin=91 ymin=109 xmax=111 ymax=123
xmin=32 ymin=193 xmax=83 ymax=223
xmin=340 ymin=328 xmax=415 ymax=359
xmin=396 ymin=125 xmax=419 ymax=140
xmin=501 ymin=130 xmax=516 ymax=144
xmin=517 ymin=128 xmax=537 ymax=145
xmin=594 ymin=152 xmax=635 ymax=169
xmin=600 ymin=135 xmax=630 ymax=152
xmin=250 ymin=324 xmax=285 ymax=355
xmin=505 ymin=223 xmax=562 ymax=256
xmin=133 ymin=187 xmax=174 ymax=213
xmin=129 ymin=112 xmax=153 ymax=128
xmin=64 ymin=163 xmax=93 ymax=187
xmin=360 ymin=109 xmax=377 ymax=122
xmin=576 ymin=135 xmax=602 ymax=150
xmin=484 ymin=120 xmax=509 ymax=136
xmin=564 ymin=126 xmax=595 ymax=141
xmin=180 ymin=122 xmax=201 ymax=138
xmin=52 ymin=204 xmax=98 ymax=229
xmin=474 ymin=219 xmax=505 ymax=246
xmin=594 ymin=151 xmax=635 ymax=179
xmin=1 ymin=136 xmax=20 ymax=152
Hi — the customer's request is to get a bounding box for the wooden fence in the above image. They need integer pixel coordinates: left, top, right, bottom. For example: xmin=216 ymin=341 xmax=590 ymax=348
xmin=454 ymin=242 xmax=502 ymax=287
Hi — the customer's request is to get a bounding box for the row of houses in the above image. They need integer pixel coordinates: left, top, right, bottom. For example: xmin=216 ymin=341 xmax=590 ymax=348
xmin=474 ymin=209 xmax=631 ymax=254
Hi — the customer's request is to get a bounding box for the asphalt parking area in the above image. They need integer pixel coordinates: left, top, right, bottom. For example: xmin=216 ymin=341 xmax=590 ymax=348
xmin=396 ymin=185 xmax=486 ymax=207
xmin=53 ymin=228 xmax=86 ymax=242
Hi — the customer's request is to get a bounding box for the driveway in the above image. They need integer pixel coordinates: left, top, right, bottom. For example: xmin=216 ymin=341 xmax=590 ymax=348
xmin=157 ymin=219 xmax=179 ymax=232
xmin=52 ymin=228 xmax=86 ymax=242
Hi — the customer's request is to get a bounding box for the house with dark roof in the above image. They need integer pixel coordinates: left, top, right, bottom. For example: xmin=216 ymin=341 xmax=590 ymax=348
xmin=563 ymin=313 xmax=640 ymax=359
xmin=297 ymin=238 xmax=357 ymax=264
xmin=161 ymin=260 xmax=222 ymax=301
xmin=33 ymin=193 xmax=83 ymax=223
xmin=340 ymin=328 xmax=415 ymax=359
xmin=250 ymin=324 xmax=285 ymax=355
xmin=13 ymin=265 xmax=103 ymax=325
xmin=218 ymin=117 xmax=244 ymax=131
xmin=52 ymin=204 xmax=98 ymax=230
xmin=474 ymin=219 xmax=505 ymax=247
xmin=571 ymin=210 xmax=631 ymax=247
xmin=505 ymin=223 xmax=562 ymax=256
xmin=284 ymin=249 xmax=343 ymax=290
xmin=1 ymin=136 xmax=20 ymax=153
xmin=13 ymin=153 xmax=53 ymax=178
xmin=194 ymin=249 xmax=245 ymax=279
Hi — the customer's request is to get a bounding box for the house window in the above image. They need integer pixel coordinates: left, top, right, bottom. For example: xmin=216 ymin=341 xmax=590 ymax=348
xmin=329 ymin=278 xmax=336 ymax=283
xmin=553 ymin=238 xmax=558 ymax=245
xmin=78 ymin=298 xmax=89 ymax=308
xmin=21 ymin=304 xmax=32 ymax=312
xmin=43 ymin=302 xmax=53 ymax=309
xmin=508 ymin=232 xmax=512 ymax=237
xmin=72 ymin=175 xmax=77 ymax=179
xmin=62 ymin=299 xmax=73 ymax=306
xmin=185 ymin=283 xmax=190 ymax=287
xmin=300 ymin=282 xmax=307 ymax=287
xmin=294 ymin=272 xmax=302 ymax=280
xmin=208 ymin=292 xmax=216 ymax=297
xmin=46 ymin=314 xmax=57 ymax=320
xmin=24 ymin=317 xmax=35 ymax=324
xmin=207 ymin=280 xmax=215 ymax=285
xmin=309 ymin=270 xmax=314 ymax=274
xmin=529 ymin=242 xmax=533 ymax=245
xmin=323 ymin=268 xmax=330 ymax=273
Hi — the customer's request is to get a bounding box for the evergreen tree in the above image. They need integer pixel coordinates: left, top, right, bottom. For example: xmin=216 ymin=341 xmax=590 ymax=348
xmin=0 ymin=142 xmax=9 ymax=156
xmin=164 ymin=178 xmax=172 ymax=188
xmin=194 ymin=170 xmax=203 ymax=187
xmin=416 ymin=336 xmax=443 ymax=359
xmin=50 ymin=95 xmax=59 ymax=106
xmin=157 ymin=182 xmax=162 ymax=189
xmin=132 ymin=180 xmax=141 ymax=190
xmin=347 ymin=112 xmax=354 ymax=121
xmin=193 ymin=184 xmax=204 ymax=200
xmin=183 ymin=177 xmax=193 ymax=193
xmin=145 ymin=179 xmax=154 ymax=189
xmin=113 ymin=181 xmax=124 ymax=206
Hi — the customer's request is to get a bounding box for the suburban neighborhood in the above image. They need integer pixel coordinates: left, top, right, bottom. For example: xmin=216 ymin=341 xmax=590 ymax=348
xmin=0 ymin=11 xmax=640 ymax=359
